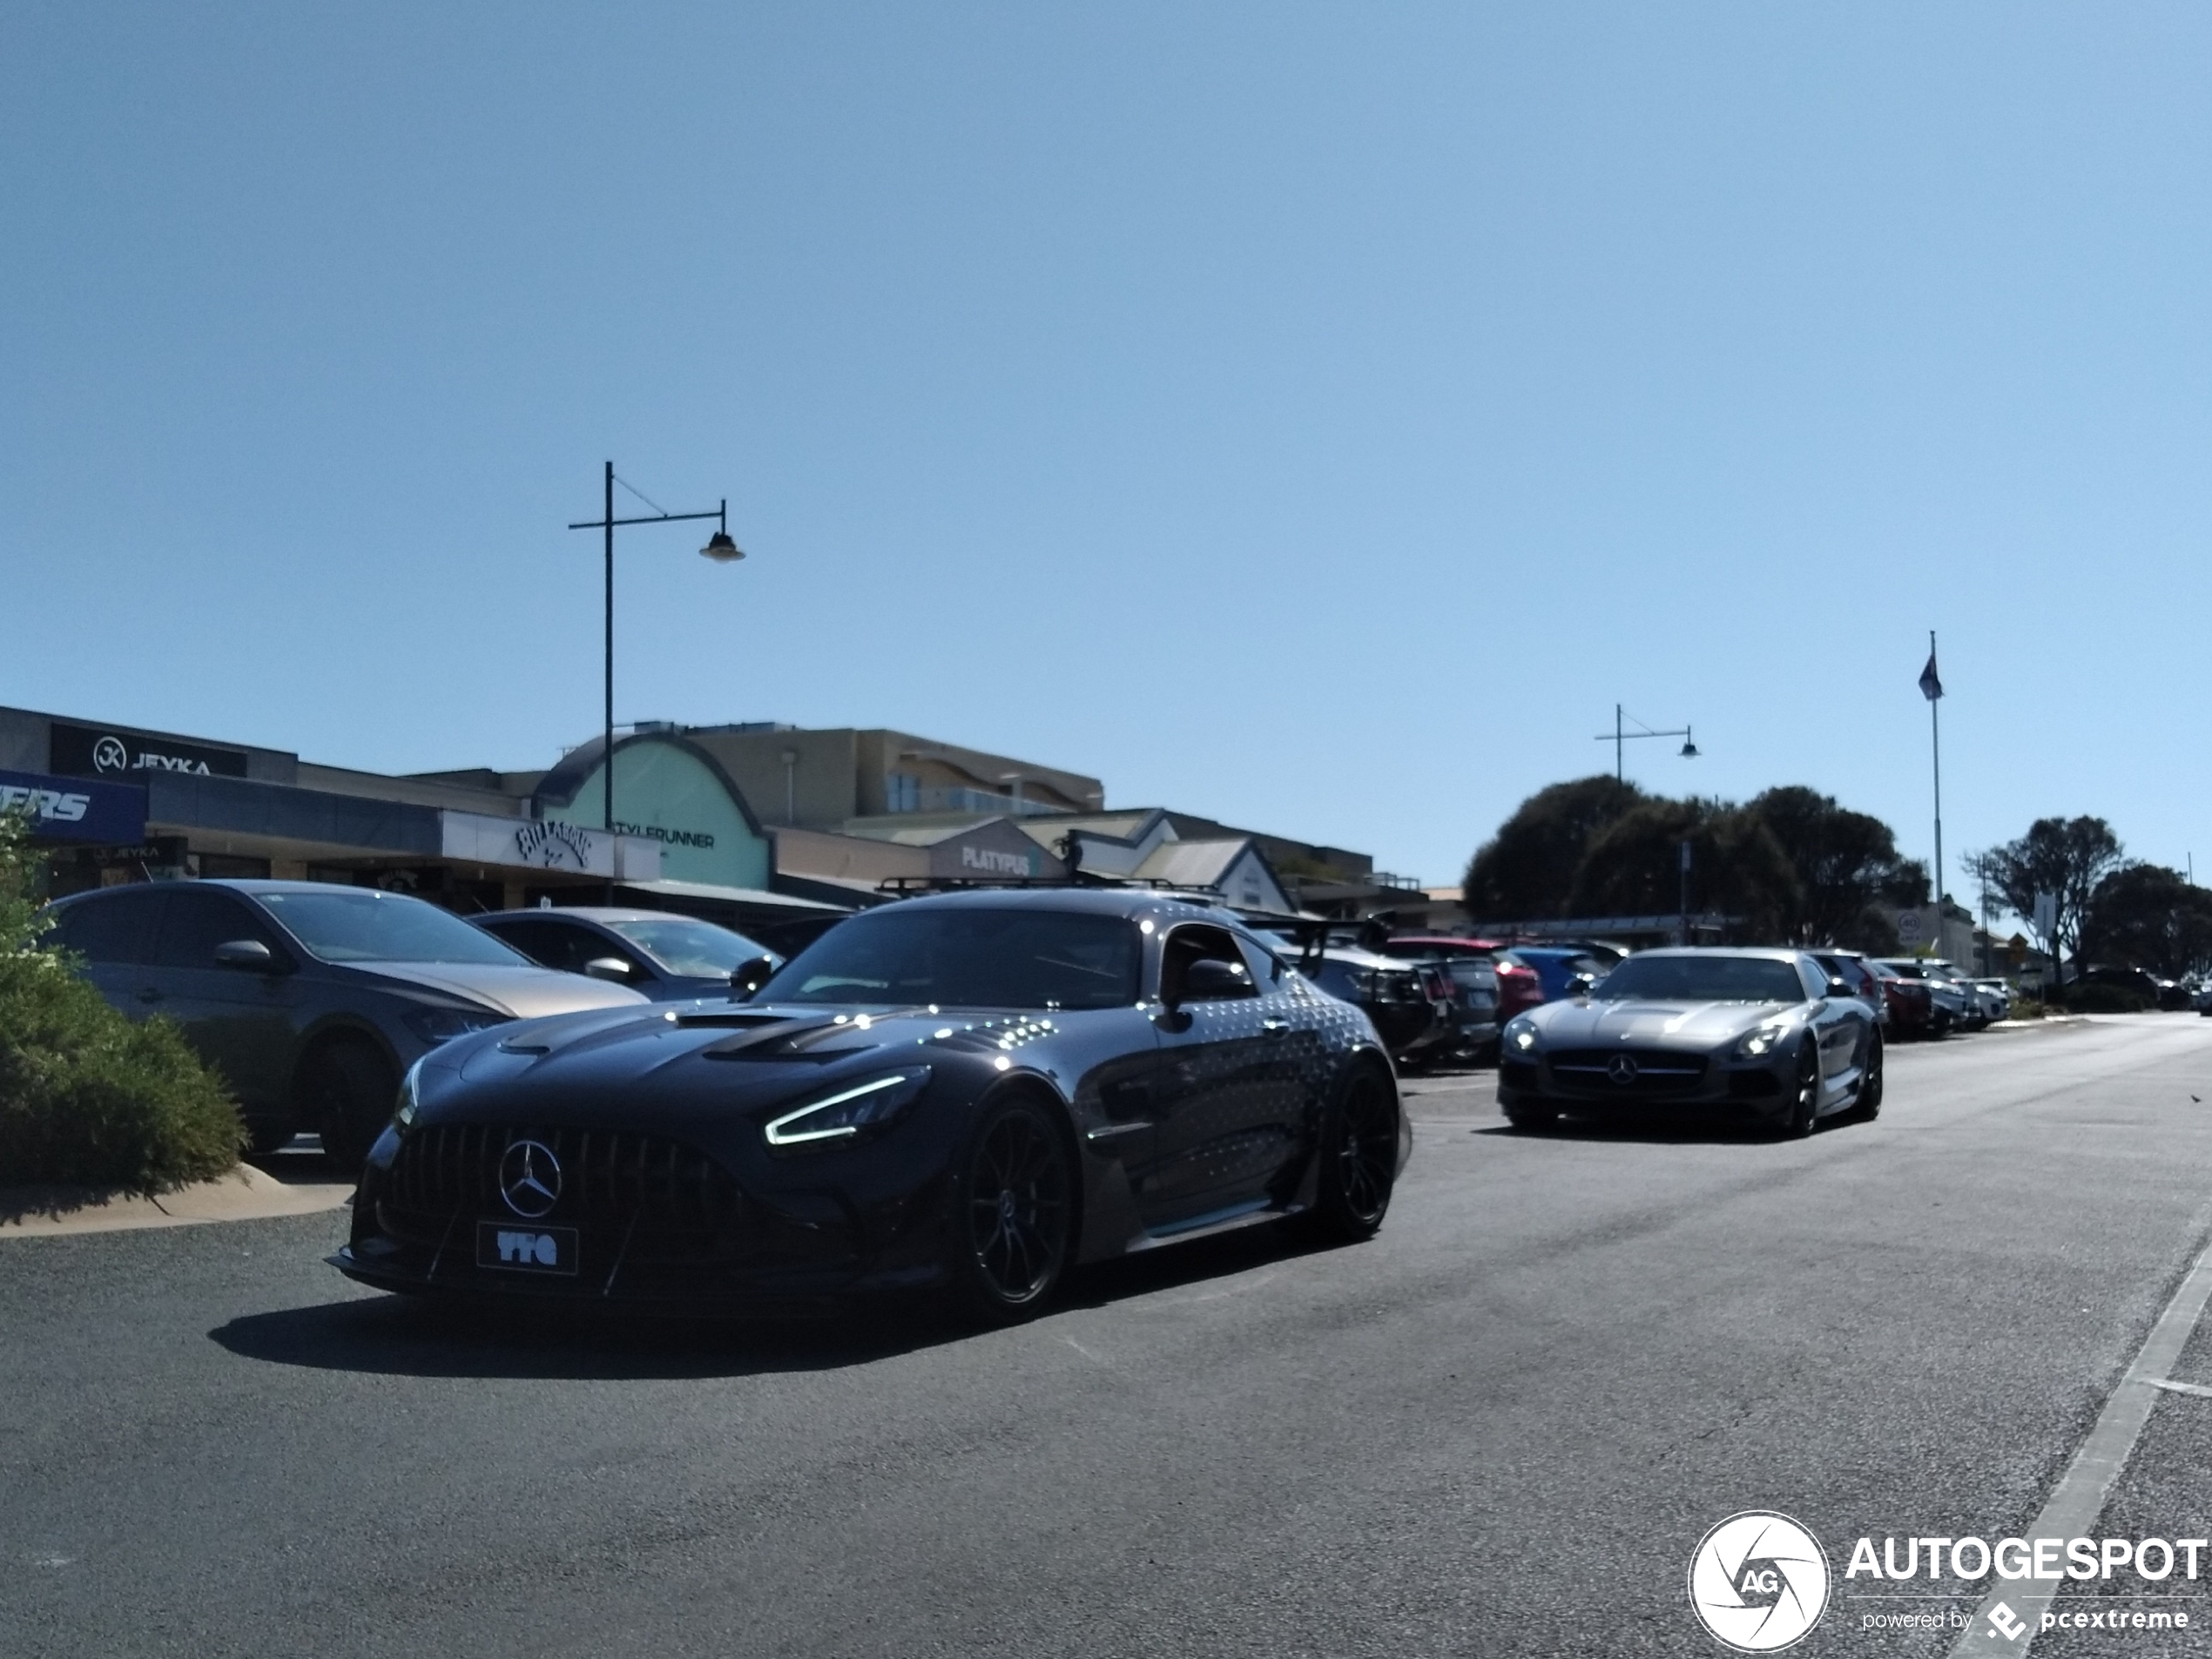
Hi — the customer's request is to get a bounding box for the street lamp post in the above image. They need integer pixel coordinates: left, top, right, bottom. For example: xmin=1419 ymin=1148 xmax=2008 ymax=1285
xmin=1595 ymin=705 xmax=1699 ymax=783
xmin=568 ymin=462 xmax=743 ymax=892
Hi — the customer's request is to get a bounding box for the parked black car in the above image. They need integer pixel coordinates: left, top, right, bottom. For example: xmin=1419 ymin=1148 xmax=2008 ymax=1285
xmin=474 ymin=907 xmax=784 ymax=1001
xmin=43 ymin=881 xmax=645 ymax=1168
xmin=334 ymin=889 xmax=1411 ymax=1321
xmin=1377 ymin=936 xmax=1502 ymax=1062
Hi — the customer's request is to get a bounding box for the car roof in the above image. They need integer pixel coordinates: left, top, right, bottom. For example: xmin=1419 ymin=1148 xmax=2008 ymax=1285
xmin=475 ymin=907 xmax=725 ymax=926
xmin=1622 ymin=947 xmax=1811 ymax=963
xmin=54 ymin=878 xmax=428 ymax=903
xmin=873 ymin=886 xmax=1229 ymax=925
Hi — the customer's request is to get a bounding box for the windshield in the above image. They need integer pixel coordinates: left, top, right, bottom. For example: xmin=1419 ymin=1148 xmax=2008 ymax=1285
xmin=759 ymin=907 xmax=1140 ymax=1010
xmin=605 ymin=916 xmax=775 ymax=978
xmin=259 ymin=889 xmax=529 ymax=966
xmin=1591 ymin=954 xmax=1807 ymax=1004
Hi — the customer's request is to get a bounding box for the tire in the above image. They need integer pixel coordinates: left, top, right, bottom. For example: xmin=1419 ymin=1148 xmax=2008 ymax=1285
xmin=246 ymin=1121 xmax=297 ymax=1157
xmin=304 ymin=1038 xmax=398 ymax=1175
xmin=1780 ymin=1040 xmax=1819 ymax=1139
xmin=945 ymin=1094 xmax=1076 ymax=1325
xmin=1309 ymin=1065 xmax=1399 ymax=1243
xmin=1857 ymin=1034 xmax=1884 ymax=1119
xmin=1502 ymin=1099 xmax=1559 ymax=1132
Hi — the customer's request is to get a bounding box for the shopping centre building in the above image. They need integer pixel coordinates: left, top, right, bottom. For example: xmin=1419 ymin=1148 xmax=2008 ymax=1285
xmin=0 ymin=705 xmax=1380 ymax=937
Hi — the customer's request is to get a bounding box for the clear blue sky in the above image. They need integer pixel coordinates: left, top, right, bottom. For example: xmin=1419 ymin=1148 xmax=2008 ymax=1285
xmin=6 ymin=4 xmax=2206 ymax=903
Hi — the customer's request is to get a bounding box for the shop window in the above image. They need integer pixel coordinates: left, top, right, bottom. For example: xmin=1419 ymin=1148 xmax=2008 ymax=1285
xmin=887 ymin=772 xmax=921 ymax=813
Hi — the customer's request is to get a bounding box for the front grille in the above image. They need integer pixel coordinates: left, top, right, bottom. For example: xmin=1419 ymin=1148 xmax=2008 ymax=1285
xmin=1546 ymin=1048 xmax=1708 ymax=1096
xmin=382 ymin=1123 xmax=742 ymax=1239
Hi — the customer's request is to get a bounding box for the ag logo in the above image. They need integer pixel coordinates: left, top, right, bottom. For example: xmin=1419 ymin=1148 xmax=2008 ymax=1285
xmin=1688 ymin=1511 xmax=1830 ymax=1652
xmin=91 ymin=735 xmax=130 ymax=773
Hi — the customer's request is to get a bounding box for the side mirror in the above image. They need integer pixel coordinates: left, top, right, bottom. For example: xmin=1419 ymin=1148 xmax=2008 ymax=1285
xmin=1568 ymin=973 xmax=1597 ymax=997
xmin=582 ymin=957 xmax=634 ymax=984
xmin=214 ymin=939 xmax=283 ymax=974
xmin=1175 ymin=958 xmax=1251 ymax=1004
xmin=731 ymin=955 xmax=777 ymax=1001
xmin=1826 ymin=977 xmax=1853 ymax=998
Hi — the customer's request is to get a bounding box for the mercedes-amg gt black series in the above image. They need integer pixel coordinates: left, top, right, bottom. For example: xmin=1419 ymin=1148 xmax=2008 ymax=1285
xmin=333 ymin=889 xmax=1411 ymax=1322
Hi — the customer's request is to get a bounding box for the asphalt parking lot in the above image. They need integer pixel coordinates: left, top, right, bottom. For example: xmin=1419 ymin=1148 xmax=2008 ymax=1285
xmin=7 ymin=1015 xmax=2212 ymax=1657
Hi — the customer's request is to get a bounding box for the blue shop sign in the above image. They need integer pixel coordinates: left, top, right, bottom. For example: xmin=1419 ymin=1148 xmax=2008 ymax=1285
xmin=0 ymin=768 xmax=148 ymax=845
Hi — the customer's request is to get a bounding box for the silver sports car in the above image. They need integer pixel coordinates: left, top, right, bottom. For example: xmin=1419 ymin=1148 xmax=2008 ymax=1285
xmin=1496 ymin=948 xmax=1881 ymax=1136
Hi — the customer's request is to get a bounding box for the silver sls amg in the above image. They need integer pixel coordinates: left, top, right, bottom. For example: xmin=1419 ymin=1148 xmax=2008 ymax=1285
xmin=1496 ymin=948 xmax=1882 ymax=1136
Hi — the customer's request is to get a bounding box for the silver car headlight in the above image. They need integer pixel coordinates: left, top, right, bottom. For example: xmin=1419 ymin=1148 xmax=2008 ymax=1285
xmin=1732 ymin=1022 xmax=1792 ymax=1060
xmin=1503 ymin=1016 xmax=1540 ymax=1054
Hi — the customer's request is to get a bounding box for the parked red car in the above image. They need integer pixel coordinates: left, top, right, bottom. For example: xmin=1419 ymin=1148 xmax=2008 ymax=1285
xmin=1868 ymin=960 xmax=1934 ymax=1038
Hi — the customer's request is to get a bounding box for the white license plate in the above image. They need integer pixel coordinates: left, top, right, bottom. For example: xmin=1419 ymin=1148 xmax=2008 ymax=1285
xmin=476 ymin=1222 xmax=578 ymax=1275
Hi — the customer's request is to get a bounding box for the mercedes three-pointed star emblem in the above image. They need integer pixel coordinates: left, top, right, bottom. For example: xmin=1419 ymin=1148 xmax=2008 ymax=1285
xmin=498 ymin=1138 xmax=563 ymax=1219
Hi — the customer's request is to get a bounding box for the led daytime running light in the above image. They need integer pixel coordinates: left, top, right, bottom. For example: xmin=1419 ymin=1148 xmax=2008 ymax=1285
xmin=765 ymin=1072 xmax=921 ymax=1147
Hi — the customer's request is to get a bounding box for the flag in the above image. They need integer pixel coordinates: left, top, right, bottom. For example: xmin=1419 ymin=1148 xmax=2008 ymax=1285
xmin=1919 ymin=651 xmax=1943 ymax=702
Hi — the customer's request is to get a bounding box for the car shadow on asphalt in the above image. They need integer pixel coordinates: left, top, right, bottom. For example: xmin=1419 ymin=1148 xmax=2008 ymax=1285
xmin=1472 ymin=1113 xmax=1869 ymax=1146
xmin=207 ymin=1219 xmax=1342 ymax=1381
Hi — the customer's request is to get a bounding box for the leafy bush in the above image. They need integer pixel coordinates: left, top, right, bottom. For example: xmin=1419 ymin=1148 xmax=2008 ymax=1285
xmin=0 ymin=814 xmax=242 ymax=1190
xmin=2054 ymin=981 xmax=2153 ymax=1015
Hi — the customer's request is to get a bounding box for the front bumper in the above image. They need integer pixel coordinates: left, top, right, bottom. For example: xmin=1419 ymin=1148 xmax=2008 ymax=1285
xmin=1497 ymin=1045 xmax=1794 ymax=1120
xmin=334 ymin=1118 xmax=954 ymax=1310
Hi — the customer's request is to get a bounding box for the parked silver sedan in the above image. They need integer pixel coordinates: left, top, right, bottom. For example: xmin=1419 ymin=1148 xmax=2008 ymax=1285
xmin=1498 ymin=948 xmax=1882 ymax=1136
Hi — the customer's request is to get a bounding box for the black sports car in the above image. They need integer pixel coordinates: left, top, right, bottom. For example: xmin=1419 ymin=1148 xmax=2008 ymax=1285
xmin=333 ymin=889 xmax=1411 ymax=1321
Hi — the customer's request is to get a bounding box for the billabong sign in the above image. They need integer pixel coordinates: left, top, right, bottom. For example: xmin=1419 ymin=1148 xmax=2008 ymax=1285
xmin=514 ymin=820 xmax=597 ymax=870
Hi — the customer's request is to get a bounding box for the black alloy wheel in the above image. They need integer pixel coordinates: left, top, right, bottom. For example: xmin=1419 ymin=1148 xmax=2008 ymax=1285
xmin=950 ymin=1096 xmax=1075 ymax=1324
xmin=307 ymin=1037 xmax=398 ymax=1174
xmin=1857 ymin=1033 xmax=1885 ymax=1119
xmin=1781 ymin=1040 xmax=1820 ymax=1139
xmin=1310 ymin=1066 xmax=1399 ymax=1241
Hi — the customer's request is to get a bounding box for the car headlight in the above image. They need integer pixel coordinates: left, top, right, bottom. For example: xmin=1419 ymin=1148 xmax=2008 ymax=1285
xmin=392 ymin=1059 xmax=423 ymax=1132
xmin=400 ymin=1005 xmax=513 ymax=1045
xmin=764 ymin=1067 xmax=933 ymax=1150
xmin=1503 ymin=1016 xmax=1539 ymax=1054
xmin=1733 ymin=1022 xmax=1792 ymax=1060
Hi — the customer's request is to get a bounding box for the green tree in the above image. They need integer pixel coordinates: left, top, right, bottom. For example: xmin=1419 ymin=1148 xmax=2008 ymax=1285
xmin=2080 ymin=863 xmax=2212 ymax=979
xmin=0 ymin=811 xmax=243 ymax=1190
xmin=1568 ymin=798 xmax=1799 ymax=941
xmin=1746 ymin=786 xmax=1927 ymax=947
xmin=1462 ymin=775 xmax=1644 ymax=921
xmin=1965 ymin=817 xmax=2124 ymax=981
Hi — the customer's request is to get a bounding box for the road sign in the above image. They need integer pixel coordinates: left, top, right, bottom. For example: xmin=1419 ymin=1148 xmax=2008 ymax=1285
xmin=2033 ymin=891 xmax=2058 ymax=941
xmin=1894 ymin=908 xmax=1925 ymax=946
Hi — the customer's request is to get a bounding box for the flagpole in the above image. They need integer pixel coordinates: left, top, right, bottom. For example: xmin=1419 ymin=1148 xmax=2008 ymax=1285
xmin=1929 ymin=628 xmax=1943 ymax=916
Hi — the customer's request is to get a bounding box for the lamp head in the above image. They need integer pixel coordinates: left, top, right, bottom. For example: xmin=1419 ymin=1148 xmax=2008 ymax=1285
xmin=699 ymin=531 xmax=745 ymax=563
xmin=1680 ymin=732 xmax=1700 ymax=759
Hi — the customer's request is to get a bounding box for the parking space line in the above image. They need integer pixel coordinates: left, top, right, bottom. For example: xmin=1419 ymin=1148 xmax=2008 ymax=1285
xmin=1950 ymin=1206 xmax=2212 ymax=1656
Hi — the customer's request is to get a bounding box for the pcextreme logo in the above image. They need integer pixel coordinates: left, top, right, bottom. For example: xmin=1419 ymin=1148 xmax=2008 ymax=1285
xmin=1689 ymin=1512 xmax=1831 ymax=1652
